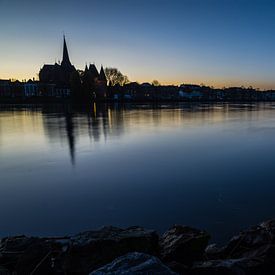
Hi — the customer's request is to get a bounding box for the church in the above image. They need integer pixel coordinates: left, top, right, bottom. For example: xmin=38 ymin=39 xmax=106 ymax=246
xmin=39 ymin=37 xmax=107 ymax=99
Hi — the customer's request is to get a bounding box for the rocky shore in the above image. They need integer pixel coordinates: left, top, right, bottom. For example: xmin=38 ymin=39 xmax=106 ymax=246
xmin=0 ymin=220 xmax=275 ymax=274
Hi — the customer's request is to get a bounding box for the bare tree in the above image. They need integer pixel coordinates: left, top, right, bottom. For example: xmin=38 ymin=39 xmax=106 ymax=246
xmin=152 ymin=80 xmax=160 ymax=86
xmin=77 ymin=69 xmax=85 ymax=77
xmin=104 ymin=67 xmax=129 ymax=86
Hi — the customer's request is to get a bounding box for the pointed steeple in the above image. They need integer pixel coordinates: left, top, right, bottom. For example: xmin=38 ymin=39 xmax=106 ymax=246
xmin=89 ymin=63 xmax=99 ymax=78
xmin=61 ymin=35 xmax=72 ymax=67
xmin=99 ymin=66 xmax=107 ymax=82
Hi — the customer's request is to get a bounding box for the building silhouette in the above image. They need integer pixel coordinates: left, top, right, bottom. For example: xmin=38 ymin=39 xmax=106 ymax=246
xmin=39 ymin=36 xmax=107 ymax=100
xmin=39 ymin=36 xmax=76 ymax=87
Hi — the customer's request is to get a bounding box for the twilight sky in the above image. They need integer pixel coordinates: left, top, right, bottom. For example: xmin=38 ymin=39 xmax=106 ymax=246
xmin=1 ymin=0 xmax=275 ymax=88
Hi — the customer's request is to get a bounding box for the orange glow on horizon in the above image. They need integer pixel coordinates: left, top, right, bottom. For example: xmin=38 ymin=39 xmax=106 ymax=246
xmin=1 ymin=70 xmax=275 ymax=90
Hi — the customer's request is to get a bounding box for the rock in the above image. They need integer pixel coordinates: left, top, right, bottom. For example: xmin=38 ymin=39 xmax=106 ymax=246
xmin=1 ymin=221 xmax=275 ymax=274
xmin=90 ymin=252 xmax=178 ymax=274
xmin=217 ymin=220 xmax=275 ymax=259
xmin=64 ymin=226 xmax=159 ymax=273
xmin=0 ymin=267 xmax=11 ymax=275
xmin=205 ymin=244 xmax=224 ymax=260
xmin=200 ymin=220 xmax=275 ymax=274
xmin=160 ymin=225 xmax=210 ymax=266
xmin=165 ymin=261 xmax=190 ymax=274
xmin=191 ymin=258 xmax=265 ymax=275
xmin=205 ymin=244 xmax=220 ymax=254
xmin=0 ymin=226 xmax=158 ymax=274
xmin=0 ymin=235 xmax=67 ymax=274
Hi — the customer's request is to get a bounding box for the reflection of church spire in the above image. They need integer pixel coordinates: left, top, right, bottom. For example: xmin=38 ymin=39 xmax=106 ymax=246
xmin=65 ymin=110 xmax=75 ymax=165
xmin=61 ymin=35 xmax=72 ymax=67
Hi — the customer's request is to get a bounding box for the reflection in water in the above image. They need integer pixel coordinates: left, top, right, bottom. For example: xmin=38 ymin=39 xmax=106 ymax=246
xmin=1 ymin=102 xmax=275 ymax=243
xmin=64 ymin=107 xmax=75 ymax=165
xmin=0 ymin=102 xmax=272 ymax=167
xmin=33 ymin=102 xmax=268 ymax=165
xmin=0 ymin=102 xmax=269 ymax=165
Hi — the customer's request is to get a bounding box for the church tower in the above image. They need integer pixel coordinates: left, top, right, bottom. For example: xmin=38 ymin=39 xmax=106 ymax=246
xmin=99 ymin=66 xmax=107 ymax=83
xmin=96 ymin=66 xmax=107 ymax=98
xmin=61 ymin=36 xmax=72 ymax=68
xmin=39 ymin=36 xmax=76 ymax=86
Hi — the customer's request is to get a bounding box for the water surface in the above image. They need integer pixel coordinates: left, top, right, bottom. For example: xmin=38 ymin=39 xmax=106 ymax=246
xmin=1 ymin=102 xmax=275 ymax=243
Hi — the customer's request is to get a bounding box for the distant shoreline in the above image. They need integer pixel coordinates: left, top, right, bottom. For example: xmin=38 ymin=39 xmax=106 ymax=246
xmin=1 ymin=97 xmax=275 ymax=105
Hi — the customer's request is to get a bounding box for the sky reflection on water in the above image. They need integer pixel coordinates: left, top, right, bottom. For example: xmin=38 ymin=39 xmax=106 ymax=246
xmin=1 ymin=103 xmax=275 ymax=243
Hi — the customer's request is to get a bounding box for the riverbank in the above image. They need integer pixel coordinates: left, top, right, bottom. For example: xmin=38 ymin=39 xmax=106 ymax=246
xmin=2 ymin=97 xmax=275 ymax=105
xmin=0 ymin=220 xmax=274 ymax=274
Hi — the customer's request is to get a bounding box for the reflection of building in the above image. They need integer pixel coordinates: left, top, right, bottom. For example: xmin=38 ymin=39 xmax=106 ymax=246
xmin=41 ymin=105 xmax=76 ymax=165
xmin=41 ymin=104 xmax=125 ymax=165
xmin=13 ymin=103 xmax=229 ymax=165
xmin=39 ymin=36 xmax=76 ymax=87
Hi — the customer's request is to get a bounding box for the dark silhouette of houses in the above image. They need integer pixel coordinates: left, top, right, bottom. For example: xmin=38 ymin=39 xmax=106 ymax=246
xmin=89 ymin=64 xmax=99 ymax=79
xmin=81 ymin=64 xmax=107 ymax=99
xmin=39 ymin=36 xmax=76 ymax=87
xmin=97 ymin=66 xmax=108 ymax=98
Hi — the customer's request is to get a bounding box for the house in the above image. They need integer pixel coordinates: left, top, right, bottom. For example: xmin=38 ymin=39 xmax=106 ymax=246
xmin=178 ymin=90 xmax=203 ymax=100
xmin=23 ymin=80 xmax=39 ymax=97
xmin=0 ymin=80 xmax=11 ymax=97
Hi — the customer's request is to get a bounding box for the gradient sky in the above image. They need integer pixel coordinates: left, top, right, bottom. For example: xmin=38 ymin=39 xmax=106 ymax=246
xmin=1 ymin=0 xmax=275 ymax=88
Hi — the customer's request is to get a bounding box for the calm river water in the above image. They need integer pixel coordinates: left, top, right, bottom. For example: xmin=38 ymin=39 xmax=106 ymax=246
xmin=1 ymin=102 xmax=275 ymax=243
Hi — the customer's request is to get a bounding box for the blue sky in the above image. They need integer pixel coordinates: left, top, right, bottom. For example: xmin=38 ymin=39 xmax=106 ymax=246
xmin=1 ymin=0 xmax=275 ymax=88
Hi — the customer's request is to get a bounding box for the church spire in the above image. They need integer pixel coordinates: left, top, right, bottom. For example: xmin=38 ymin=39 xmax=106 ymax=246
xmin=61 ymin=35 xmax=72 ymax=67
xmin=99 ymin=66 xmax=107 ymax=82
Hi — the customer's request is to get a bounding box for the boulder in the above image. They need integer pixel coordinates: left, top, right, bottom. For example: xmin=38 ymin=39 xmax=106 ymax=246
xmin=0 ymin=227 xmax=158 ymax=274
xmin=64 ymin=226 xmax=159 ymax=273
xmin=202 ymin=220 xmax=275 ymax=274
xmin=191 ymin=258 xmax=265 ymax=275
xmin=90 ymin=252 xmax=178 ymax=275
xmin=160 ymin=225 xmax=210 ymax=265
xmin=205 ymin=243 xmax=222 ymax=260
xmin=2 ymin=221 xmax=275 ymax=274
xmin=0 ymin=267 xmax=11 ymax=275
xmin=165 ymin=261 xmax=190 ymax=274
xmin=216 ymin=220 xmax=275 ymax=259
xmin=0 ymin=235 xmax=67 ymax=274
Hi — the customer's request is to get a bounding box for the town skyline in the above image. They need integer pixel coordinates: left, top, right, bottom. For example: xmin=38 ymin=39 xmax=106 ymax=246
xmin=2 ymin=34 xmax=275 ymax=90
xmin=1 ymin=0 xmax=275 ymax=89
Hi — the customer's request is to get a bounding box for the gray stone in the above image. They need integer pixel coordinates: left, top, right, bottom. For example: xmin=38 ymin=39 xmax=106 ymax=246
xmin=0 ymin=226 xmax=159 ymax=274
xmin=160 ymin=225 xmax=210 ymax=265
xmin=191 ymin=258 xmax=264 ymax=275
xmin=201 ymin=220 xmax=275 ymax=274
xmin=64 ymin=226 xmax=159 ymax=273
xmin=90 ymin=252 xmax=178 ymax=275
xmin=0 ymin=266 xmax=11 ymax=275
xmin=0 ymin=235 xmax=66 ymax=274
xmin=214 ymin=220 xmax=275 ymax=259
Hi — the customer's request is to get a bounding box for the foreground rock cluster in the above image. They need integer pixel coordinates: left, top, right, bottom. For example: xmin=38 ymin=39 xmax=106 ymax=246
xmin=0 ymin=221 xmax=275 ymax=274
